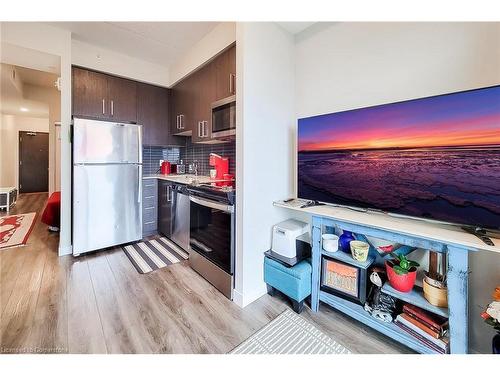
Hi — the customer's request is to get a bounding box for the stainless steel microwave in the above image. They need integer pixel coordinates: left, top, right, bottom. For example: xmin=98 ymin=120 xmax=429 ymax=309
xmin=211 ymin=95 xmax=236 ymax=138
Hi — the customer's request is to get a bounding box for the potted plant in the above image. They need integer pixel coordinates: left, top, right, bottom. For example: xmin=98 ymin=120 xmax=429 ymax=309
xmin=480 ymin=286 xmax=500 ymax=354
xmin=385 ymin=253 xmax=419 ymax=293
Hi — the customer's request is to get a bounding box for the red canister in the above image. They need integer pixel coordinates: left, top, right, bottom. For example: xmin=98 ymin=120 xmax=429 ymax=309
xmin=161 ymin=161 xmax=171 ymax=175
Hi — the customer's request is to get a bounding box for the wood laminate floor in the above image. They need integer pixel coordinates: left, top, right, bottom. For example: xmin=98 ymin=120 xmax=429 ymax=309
xmin=0 ymin=193 xmax=412 ymax=354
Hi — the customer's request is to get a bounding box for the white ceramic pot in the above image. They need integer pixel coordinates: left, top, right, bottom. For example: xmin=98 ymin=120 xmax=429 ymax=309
xmin=322 ymin=234 xmax=339 ymax=253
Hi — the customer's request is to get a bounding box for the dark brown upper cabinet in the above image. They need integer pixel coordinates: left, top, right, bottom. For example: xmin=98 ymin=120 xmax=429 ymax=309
xmin=191 ymin=63 xmax=216 ymax=143
xmin=214 ymin=44 xmax=236 ymax=101
xmin=72 ymin=67 xmax=109 ymax=121
xmin=170 ymin=73 xmax=195 ymax=137
xmin=137 ymin=83 xmax=184 ymax=147
xmin=170 ymin=43 xmax=236 ymax=143
xmin=107 ymin=75 xmax=137 ymax=123
xmin=72 ymin=66 xmax=137 ymax=124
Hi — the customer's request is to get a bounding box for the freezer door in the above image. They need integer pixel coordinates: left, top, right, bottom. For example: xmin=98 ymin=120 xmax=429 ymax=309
xmin=73 ymin=118 xmax=142 ymax=164
xmin=73 ymin=164 xmax=142 ymax=254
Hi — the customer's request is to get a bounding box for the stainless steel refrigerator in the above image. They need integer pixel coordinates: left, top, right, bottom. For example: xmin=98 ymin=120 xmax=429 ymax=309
xmin=72 ymin=118 xmax=142 ymax=255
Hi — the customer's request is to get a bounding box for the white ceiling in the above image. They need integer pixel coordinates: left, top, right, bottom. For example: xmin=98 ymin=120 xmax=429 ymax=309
xmin=48 ymin=22 xmax=220 ymax=67
xmin=277 ymin=22 xmax=315 ymax=35
xmin=0 ymin=42 xmax=61 ymax=74
xmin=1 ymin=64 xmax=58 ymax=118
xmin=15 ymin=66 xmax=59 ymax=88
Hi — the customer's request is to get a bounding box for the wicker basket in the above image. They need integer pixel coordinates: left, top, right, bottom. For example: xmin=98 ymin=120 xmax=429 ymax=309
xmin=423 ymin=278 xmax=448 ymax=307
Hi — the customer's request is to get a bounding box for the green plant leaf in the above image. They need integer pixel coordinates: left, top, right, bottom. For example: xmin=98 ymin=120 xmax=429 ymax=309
xmin=399 ymin=259 xmax=409 ymax=270
xmin=408 ymin=261 xmax=420 ymax=267
xmin=393 ymin=265 xmax=408 ymax=275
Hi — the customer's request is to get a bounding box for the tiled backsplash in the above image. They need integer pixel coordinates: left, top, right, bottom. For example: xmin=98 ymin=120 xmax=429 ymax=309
xmin=143 ymin=140 xmax=236 ymax=176
xmin=180 ymin=140 xmax=236 ymax=176
xmin=143 ymin=146 xmax=180 ymax=175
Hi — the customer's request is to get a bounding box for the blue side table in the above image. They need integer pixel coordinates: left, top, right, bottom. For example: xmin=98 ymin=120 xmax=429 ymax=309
xmin=264 ymin=255 xmax=312 ymax=313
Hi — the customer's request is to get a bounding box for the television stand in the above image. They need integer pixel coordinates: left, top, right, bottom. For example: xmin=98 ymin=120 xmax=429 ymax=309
xmin=274 ymin=200 xmax=500 ymax=354
xmin=461 ymin=226 xmax=495 ymax=246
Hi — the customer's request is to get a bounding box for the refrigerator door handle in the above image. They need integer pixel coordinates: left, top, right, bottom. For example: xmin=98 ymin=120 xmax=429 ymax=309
xmin=138 ymin=165 xmax=142 ymax=203
xmin=137 ymin=125 xmax=143 ymax=163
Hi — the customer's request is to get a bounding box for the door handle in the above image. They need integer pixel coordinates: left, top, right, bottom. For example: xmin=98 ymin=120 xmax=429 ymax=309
xmin=204 ymin=121 xmax=208 ymax=137
xmin=176 ymin=115 xmax=179 ymax=129
xmin=102 ymin=99 xmax=106 ymax=115
xmin=229 ymin=73 xmax=235 ymax=94
xmin=166 ymin=185 xmax=171 ymax=202
xmin=189 ymin=195 xmax=233 ymax=213
xmin=111 ymin=100 xmax=114 ymax=116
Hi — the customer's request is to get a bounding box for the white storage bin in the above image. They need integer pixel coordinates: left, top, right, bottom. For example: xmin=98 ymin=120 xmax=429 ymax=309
xmin=271 ymin=219 xmax=309 ymax=258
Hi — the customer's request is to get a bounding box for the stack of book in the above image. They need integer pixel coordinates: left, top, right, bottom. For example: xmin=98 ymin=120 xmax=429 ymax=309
xmin=394 ymin=303 xmax=449 ymax=354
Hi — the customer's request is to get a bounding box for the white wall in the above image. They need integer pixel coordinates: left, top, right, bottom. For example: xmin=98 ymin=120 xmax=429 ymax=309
xmin=0 ymin=114 xmax=49 ymax=188
xmin=169 ymin=22 xmax=236 ymax=85
xmin=293 ymin=22 xmax=500 ymax=353
xmin=1 ymin=22 xmax=72 ymax=256
xmin=72 ymin=39 xmax=170 ymax=87
xmin=234 ymin=23 xmax=296 ymax=307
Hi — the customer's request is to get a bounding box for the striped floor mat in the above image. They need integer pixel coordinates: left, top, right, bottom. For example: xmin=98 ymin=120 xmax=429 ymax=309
xmin=230 ymin=309 xmax=351 ymax=354
xmin=122 ymin=237 xmax=189 ymax=274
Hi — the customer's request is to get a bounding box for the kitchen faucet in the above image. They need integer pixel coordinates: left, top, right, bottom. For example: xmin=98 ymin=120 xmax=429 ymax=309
xmin=193 ymin=160 xmax=199 ymax=177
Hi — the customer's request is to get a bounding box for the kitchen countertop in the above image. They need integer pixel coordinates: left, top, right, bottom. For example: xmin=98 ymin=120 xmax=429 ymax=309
xmin=143 ymin=174 xmax=233 ymax=185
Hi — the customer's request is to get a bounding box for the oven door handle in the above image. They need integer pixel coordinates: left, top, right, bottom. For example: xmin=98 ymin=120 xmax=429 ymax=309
xmin=189 ymin=195 xmax=234 ymax=213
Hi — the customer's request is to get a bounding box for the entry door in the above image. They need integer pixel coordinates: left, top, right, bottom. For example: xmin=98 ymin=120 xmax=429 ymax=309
xmin=19 ymin=131 xmax=49 ymax=193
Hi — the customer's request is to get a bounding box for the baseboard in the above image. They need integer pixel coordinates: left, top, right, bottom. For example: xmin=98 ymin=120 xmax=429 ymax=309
xmin=233 ymin=289 xmax=245 ymax=307
xmin=233 ymin=284 xmax=267 ymax=308
xmin=58 ymin=244 xmax=72 ymax=256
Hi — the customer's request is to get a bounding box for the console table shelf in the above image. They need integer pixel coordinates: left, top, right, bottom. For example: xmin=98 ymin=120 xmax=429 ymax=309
xmin=273 ymin=200 xmax=500 ymax=354
xmin=319 ymin=291 xmax=440 ymax=354
xmin=381 ymin=283 xmax=449 ymax=318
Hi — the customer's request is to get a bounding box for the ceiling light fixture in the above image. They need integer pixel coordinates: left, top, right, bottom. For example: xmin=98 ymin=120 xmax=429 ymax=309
xmin=20 ymin=107 xmax=29 ymax=112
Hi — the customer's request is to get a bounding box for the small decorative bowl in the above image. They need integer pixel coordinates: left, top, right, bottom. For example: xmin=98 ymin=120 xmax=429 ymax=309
xmin=350 ymin=240 xmax=369 ymax=262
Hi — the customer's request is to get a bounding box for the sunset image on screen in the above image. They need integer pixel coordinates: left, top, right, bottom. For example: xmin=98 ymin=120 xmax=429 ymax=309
xmin=297 ymin=86 xmax=500 ymax=229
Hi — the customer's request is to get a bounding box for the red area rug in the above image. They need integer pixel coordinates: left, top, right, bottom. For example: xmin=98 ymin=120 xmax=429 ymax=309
xmin=0 ymin=212 xmax=37 ymax=250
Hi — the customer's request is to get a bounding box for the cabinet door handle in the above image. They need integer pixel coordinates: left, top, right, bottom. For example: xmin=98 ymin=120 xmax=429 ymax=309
xmin=229 ymin=73 xmax=235 ymax=94
xmin=198 ymin=121 xmax=201 ymax=137
xmin=203 ymin=121 xmax=208 ymax=137
xmin=102 ymin=99 xmax=106 ymax=114
xmin=111 ymin=100 xmax=114 ymax=116
xmin=176 ymin=115 xmax=179 ymax=129
xmin=179 ymin=114 xmax=184 ymax=129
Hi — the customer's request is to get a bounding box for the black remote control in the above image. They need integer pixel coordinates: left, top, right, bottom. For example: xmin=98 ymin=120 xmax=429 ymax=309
xmin=461 ymin=226 xmax=495 ymax=246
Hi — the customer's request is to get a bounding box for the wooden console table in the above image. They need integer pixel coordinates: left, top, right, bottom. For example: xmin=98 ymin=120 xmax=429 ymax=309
xmin=274 ymin=201 xmax=499 ymax=354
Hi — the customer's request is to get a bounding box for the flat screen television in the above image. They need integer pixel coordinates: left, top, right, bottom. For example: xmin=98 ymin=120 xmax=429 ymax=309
xmin=297 ymin=85 xmax=500 ymax=230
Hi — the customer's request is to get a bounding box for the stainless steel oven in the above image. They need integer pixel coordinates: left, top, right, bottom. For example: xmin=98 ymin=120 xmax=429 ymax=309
xmin=188 ymin=186 xmax=235 ymax=299
xmin=211 ymin=95 xmax=236 ymax=139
